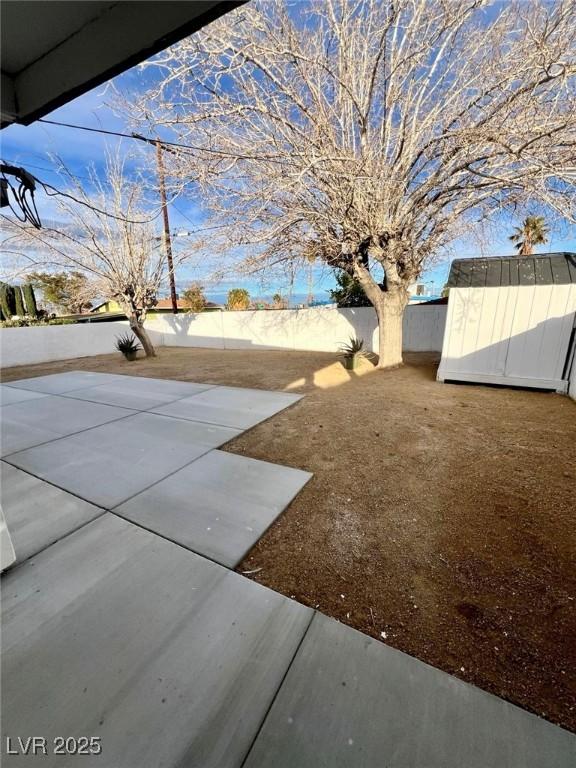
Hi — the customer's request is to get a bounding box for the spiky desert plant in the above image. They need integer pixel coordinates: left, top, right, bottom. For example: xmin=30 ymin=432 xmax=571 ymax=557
xmin=115 ymin=332 xmax=142 ymax=360
xmin=338 ymin=336 xmax=367 ymax=360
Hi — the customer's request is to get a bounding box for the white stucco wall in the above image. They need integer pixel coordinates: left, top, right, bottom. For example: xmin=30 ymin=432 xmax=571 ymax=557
xmin=0 ymin=306 xmax=446 ymax=369
xmin=146 ymin=305 xmax=447 ymax=355
xmin=0 ymin=321 xmax=164 ymax=368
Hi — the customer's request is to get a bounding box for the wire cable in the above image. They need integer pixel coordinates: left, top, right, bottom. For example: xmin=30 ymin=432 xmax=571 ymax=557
xmin=1 ymin=163 xmax=42 ymax=228
xmin=38 ymin=118 xmax=227 ymax=155
xmin=1 ymin=160 xmax=162 ymax=226
xmin=37 ymin=117 xmax=287 ymax=163
xmin=3 ymin=157 xmax=194 ymax=225
xmin=37 ymin=179 xmax=160 ymax=224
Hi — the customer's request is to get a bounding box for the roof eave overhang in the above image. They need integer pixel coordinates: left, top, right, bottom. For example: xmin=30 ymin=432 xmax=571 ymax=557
xmin=1 ymin=1 xmax=244 ymax=128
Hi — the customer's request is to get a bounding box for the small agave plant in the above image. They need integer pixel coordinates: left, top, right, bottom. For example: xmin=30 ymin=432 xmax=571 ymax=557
xmin=338 ymin=336 xmax=369 ymax=370
xmin=115 ymin=333 xmax=141 ymax=362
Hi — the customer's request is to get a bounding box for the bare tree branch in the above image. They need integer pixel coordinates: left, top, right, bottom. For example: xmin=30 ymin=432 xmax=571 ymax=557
xmin=124 ymin=0 xmax=575 ymax=366
xmin=0 ymin=154 xmax=189 ymax=356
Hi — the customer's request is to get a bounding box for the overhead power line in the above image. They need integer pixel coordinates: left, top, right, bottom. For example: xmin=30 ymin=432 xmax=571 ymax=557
xmin=3 ymin=160 xmax=117 ymax=186
xmin=36 ymin=118 xmax=287 ymax=163
xmin=38 ymin=118 xmax=223 ymax=156
xmin=38 ymin=179 xmax=160 ymax=224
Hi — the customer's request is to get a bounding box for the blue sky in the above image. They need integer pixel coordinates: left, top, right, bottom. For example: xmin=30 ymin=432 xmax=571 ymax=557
xmin=1 ymin=49 xmax=574 ymax=302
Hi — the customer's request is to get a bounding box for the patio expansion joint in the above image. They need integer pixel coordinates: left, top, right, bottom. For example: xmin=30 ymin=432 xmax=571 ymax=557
xmin=147 ymin=394 xmax=304 ymax=432
xmin=0 ymin=402 xmax=142 ymax=459
xmin=1 ymin=452 xmax=245 ymax=573
xmin=3 ymin=377 xmax=309 ymax=573
xmin=108 ymin=506 xmax=232 ymax=569
xmin=2 ymin=441 xmax=306 ymax=574
xmin=57 ymin=382 xmax=219 ymax=410
xmin=0 ymin=458 xmax=111 ymax=514
xmin=239 ymin=606 xmax=317 ymax=768
xmin=110 ymin=459 xmax=312 ymax=570
xmin=2 ymin=375 xmax=143 ymax=395
xmin=106 ymin=438 xmax=238 ymax=510
xmin=3 ymin=438 xmax=221 ymax=523
xmin=139 ymin=408 xmax=249 ymax=430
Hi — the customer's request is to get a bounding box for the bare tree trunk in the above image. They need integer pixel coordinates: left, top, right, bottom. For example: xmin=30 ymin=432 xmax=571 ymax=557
xmin=373 ymin=291 xmax=406 ymax=369
xmin=353 ymin=261 xmax=407 ymax=369
xmin=130 ymin=318 xmax=156 ymax=358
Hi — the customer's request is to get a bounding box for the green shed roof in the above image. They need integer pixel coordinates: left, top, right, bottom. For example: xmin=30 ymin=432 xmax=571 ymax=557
xmin=447 ymin=253 xmax=576 ymax=288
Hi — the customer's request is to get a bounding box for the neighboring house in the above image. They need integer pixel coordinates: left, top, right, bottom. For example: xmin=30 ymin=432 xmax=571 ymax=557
xmin=90 ymin=298 xmax=223 ymax=317
xmin=91 ymin=300 xmax=123 ymax=314
xmin=407 ymin=282 xmax=440 ymax=303
xmin=437 ymin=252 xmax=576 ymax=392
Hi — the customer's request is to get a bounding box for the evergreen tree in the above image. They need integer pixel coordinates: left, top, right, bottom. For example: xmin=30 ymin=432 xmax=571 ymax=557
xmin=22 ymin=283 xmax=38 ymax=317
xmin=329 ymin=271 xmax=372 ymax=308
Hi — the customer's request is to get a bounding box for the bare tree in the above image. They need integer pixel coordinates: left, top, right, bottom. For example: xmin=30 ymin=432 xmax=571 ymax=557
xmin=0 ymin=156 xmax=183 ymax=356
xmin=27 ymin=271 xmax=99 ymax=315
xmin=131 ymin=0 xmax=576 ymax=367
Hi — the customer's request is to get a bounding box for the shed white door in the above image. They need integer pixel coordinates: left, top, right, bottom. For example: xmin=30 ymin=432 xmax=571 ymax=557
xmin=438 ymin=284 xmax=576 ymax=390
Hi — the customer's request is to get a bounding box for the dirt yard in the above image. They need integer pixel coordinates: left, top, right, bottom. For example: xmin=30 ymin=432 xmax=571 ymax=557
xmin=3 ymin=347 xmax=575 ymax=731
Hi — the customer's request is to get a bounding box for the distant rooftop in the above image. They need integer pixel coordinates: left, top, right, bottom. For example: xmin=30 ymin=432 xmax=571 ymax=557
xmin=154 ymin=298 xmax=223 ymax=310
xmin=447 ymin=253 xmax=576 ymax=289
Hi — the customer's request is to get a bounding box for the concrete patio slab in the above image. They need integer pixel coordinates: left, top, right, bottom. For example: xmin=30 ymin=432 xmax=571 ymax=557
xmin=2 ymin=513 xmax=312 ymax=768
xmin=0 ymin=396 xmax=135 ymax=457
xmin=114 ymin=450 xmax=312 ymax=567
xmin=6 ymin=412 xmax=241 ymax=508
xmin=244 ymin=612 xmax=576 ymax=768
xmin=62 ymin=378 xmax=214 ymax=411
xmin=3 ymin=371 xmax=127 ymax=394
xmin=0 ymin=506 xmax=16 ymax=572
xmin=152 ymin=386 xmax=303 ymax=429
xmin=1 ymin=461 xmax=103 ymax=564
xmin=0 ymin=384 xmax=48 ymax=406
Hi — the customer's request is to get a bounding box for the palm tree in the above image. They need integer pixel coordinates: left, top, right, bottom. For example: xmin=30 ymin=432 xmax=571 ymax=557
xmin=509 ymin=216 xmax=549 ymax=256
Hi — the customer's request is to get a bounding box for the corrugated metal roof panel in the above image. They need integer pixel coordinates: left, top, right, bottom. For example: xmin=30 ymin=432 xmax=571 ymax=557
xmin=455 ymin=260 xmax=473 ymax=287
xmin=447 ymin=253 xmax=576 ymax=288
xmin=486 ymin=259 xmax=502 ymax=287
xmin=518 ymin=259 xmax=535 ymax=285
xmin=470 ymin=260 xmax=488 ymax=287
xmin=534 ymin=257 xmax=553 ymax=284
xmin=550 ymin=256 xmax=571 ymax=283
xmin=509 ymin=260 xmax=519 ymax=286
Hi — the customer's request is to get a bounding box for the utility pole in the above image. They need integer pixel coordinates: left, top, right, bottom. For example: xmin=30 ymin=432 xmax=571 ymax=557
xmin=306 ymin=261 xmax=314 ymax=307
xmin=155 ymin=140 xmax=178 ymax=314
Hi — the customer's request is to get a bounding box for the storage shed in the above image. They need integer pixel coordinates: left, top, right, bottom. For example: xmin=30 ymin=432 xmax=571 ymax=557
xmin=437 ymin=253 xmax=576 ymax=392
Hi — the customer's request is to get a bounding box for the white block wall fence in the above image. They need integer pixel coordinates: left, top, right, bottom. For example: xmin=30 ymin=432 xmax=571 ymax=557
xmin=0 ymin=321 xmax=164 ymax=368
xmin=146 ymin=305 xmax=447 ymax=355
xmin=0 ymin=306 xmax=446 ymax=368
